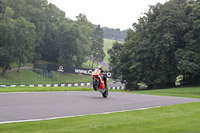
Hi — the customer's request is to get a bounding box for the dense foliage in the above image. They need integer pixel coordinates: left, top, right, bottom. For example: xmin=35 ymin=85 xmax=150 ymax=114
xmin=91 ymin=25 xmax=105 ymax=67
xmin=109 ymin=0 xmax=200 ymax=89
xmin=0 ymin=0 xmax=104 ymax=74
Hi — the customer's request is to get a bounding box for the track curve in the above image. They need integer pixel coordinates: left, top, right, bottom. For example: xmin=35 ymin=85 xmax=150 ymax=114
xmin=0 ymin=91 xmax=199 ymax=124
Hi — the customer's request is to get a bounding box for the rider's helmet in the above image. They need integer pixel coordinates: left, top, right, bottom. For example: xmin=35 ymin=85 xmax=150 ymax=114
xmin=98 ymin=65 xmax=102 ymax=69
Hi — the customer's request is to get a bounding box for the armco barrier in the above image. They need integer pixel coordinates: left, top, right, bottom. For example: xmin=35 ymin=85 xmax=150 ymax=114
xmin=108 ymin=86 xmax=125 ymax=90
xmin=0 ymin=83 xmax=125 ymax=90
xmin=0 ymin=82 xmax=92 ymax=88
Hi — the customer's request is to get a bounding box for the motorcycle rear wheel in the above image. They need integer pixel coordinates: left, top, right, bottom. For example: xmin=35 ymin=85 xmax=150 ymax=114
xmin=102 ymin=88 xmax=108 ymax=98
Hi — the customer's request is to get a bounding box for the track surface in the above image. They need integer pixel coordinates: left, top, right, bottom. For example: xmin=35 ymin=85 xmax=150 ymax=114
xmin=0 ymin=91 xmax=200 ymax=123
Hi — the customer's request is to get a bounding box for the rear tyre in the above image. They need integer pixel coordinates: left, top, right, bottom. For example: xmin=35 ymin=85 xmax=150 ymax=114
xmin=102 ymin=88 xmax=108 ymax=98
xmin=93 ymin=77 xmax=99 ymax=91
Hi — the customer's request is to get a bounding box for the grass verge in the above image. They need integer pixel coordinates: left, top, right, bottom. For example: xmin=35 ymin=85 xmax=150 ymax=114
xmin=0 ymin=87 xmax=92 ymax=93
xmin=0 ymin=102 xmax=200 ymax=133
xmin=134 ymin=86 xmax=200 ymax=99
xmin=0 ymin=69 xmax=91 ymax=85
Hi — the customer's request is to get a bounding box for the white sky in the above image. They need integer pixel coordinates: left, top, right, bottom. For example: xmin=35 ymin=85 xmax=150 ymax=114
xmin=48 ymin=0 xmax=168 ymax=30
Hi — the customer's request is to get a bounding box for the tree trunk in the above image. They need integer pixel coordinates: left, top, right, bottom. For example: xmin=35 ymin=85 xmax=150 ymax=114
xmin=92 ymin=58 xmax=94 ymax=68
xmin=89 ymin=57 xmax=91 ymax=67
xmin=2 ymin=67 xmax=6 ymax=75
xmin=96 ymin=61 xmax=98 ymax=67
xmin=17 ymin=59 xmax=21 ymax=72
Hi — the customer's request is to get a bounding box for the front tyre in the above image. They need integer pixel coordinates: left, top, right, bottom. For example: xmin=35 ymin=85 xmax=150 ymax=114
xmin=93 ymin=77 xmax=99 ymax=91
xmin=102 ymin=88 xmax=108 ymax=98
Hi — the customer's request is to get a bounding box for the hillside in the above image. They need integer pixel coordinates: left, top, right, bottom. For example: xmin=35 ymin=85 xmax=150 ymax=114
xmin=103 ymin=39 xmax=116 ymax=63
xmin=0 ymin=69 xmax=91 ymax=85
xmin=102 ymin=27 xmax=127 ymax=42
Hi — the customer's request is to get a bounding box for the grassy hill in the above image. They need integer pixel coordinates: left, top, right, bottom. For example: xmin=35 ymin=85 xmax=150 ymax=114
xmin=0 ymin=69 xmax=91 ymax=85
xmin=103 ymin=38 xmax=116 ymax=63
xmin=82 ymin=38 xmax=115 ymax=69
xmin=82 ymin=60 xmax=98 ymax=69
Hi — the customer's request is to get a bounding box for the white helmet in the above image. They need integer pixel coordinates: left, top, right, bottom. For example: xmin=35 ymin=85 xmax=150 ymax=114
xmin=98 ymin=65 xmax=102 ymax=69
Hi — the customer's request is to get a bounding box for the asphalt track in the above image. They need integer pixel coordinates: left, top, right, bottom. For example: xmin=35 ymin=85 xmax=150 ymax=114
xmin=0 ymin=91 xmax=200 ymax=124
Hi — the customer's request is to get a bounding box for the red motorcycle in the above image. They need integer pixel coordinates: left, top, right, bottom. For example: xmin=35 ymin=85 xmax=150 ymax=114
xmin=92 ymin=69 xmax=108 ymax=98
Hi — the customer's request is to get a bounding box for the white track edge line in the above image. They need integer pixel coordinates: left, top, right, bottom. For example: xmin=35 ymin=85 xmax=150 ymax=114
xmin=0 ymin=106 xmax=161 ymax=124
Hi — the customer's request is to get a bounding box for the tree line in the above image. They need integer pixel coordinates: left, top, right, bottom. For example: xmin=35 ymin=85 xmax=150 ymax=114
xmin=0 ymin=0 xmax=105 ymax=74
xmin=102 ymin=27 xmax=127 ymax=42
xmin=108 ymin=0 xmax=200 ymax=89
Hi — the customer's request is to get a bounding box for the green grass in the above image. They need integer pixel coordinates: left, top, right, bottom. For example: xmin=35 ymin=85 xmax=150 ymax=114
xmin=107 ymin=78 xmax=114 ymax=84
xmin=103 ymin=38 xmax=116 ymax=63
xmin=82 ymin=58 xmax=109 ymax=71
xmin=1 ymin=102 xmax=200 ymax=133
xmin=82 ymin=60 xmax=97 ymax=69
xmin=0 ymin=87 xmax=92 ymax=93
xmin=0 ymin=63 xmax=33 ymax=72
xmin=134 ymin=87 xmax=200 ymax=99
xmin=10 ymin=62 xmax=33 ymax=68
xmin=0 ymin=69 xmax=91 ymax=85
xmin=34 ymin=60 xmax=56 ymax=64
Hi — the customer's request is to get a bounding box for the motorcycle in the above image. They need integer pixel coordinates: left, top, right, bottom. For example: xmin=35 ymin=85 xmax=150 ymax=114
xmin=92 ymin=68 xmax=108 ymax=98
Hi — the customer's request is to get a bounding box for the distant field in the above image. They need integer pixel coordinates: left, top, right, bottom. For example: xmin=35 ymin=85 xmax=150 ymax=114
xmin=103 ymin=38 xmax=116 ymax=63
xmin=75 ymin=38 xmax=116 ymax=68
xmin=82 ymin=60 xmax=97 ymax=69
xmin=0 ymin=69 xmax=91 ymax=85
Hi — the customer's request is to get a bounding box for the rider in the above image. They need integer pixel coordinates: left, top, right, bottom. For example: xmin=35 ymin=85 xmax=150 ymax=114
xmin=97 ymin=65 xmax=107 ymax=88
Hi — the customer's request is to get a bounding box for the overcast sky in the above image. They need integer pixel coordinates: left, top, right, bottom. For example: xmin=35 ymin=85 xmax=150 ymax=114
xmin=48 ymin=0 xmax=168 ymax=30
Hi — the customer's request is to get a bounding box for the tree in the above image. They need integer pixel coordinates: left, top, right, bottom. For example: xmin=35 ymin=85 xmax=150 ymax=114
xmin=175 ymin=0 xmax=200 ymax=85
xmin=56 ymin=21 xmax=80 ymax=66
xmin=42 ymin=3 xmax=65 ymax=62
xmin=76 ymin=13 xmax=89 ymax=25
xmin=0 ymin=0 xmax=108 ymax=72
xmin=11 ymin=17 xmax=36 ymax=72
xmin=91 ymin=25 xmax=105 ymax=67
xmin=108 ymin=42 xmax=124 ymax=79
xmin=75 ymin=24 xmax=92 ymax=67
xmin=0 ymin=6 xmax=15 ymax=75
xmin=7 ymin=0 xmax=26 ymax=19
xmin=109 ymin=0 xmax=188 ymax=89
xmin=24 ymin=0 xmax=48 ymax=60
xmin=75 ymin=14 xmax=93 ymax=67
xmin=0 ymin=49 xmax=11 ymax=74
xmin=142 ymin=1 xmax=187 ymax=88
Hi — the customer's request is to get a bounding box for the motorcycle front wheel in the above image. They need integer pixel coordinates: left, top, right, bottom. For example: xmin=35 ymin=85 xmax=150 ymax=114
xmin=93 ymin=77 xmax=99 ymax=91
